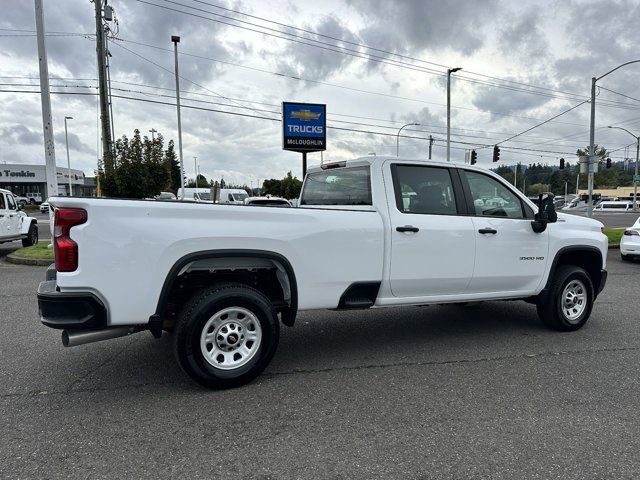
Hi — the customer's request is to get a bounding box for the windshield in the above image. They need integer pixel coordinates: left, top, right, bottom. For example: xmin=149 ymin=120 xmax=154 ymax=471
xmin=232 ymin=193 xmax=248 ymax=201
xmin=301 ymin=166 xmax=372 ymax=206
xmin=195 ymin=192 xmax=211 ymax=201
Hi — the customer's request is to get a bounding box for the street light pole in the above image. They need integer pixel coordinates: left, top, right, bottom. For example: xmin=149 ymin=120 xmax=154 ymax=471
xmin=64 ymin=116 xmax=73 ymax=196
xmin=396 ymin=123 xmax=420 ymax=157
xmin=608 ymin=126 xmax=639 ymax=212
xmin=587 ymin=60 xmax=640 ymax=217
xmin=447 ymin=67 xmax=462 ymax=162
xmin=194 ymin=156 xmax=198 ymax=186
xmin=171 ymin=35 xmax=185 ymax=200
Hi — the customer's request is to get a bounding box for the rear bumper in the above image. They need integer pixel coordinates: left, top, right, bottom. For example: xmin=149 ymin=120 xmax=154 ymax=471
xmin=37 ymin=268 xmax=107 ymax=330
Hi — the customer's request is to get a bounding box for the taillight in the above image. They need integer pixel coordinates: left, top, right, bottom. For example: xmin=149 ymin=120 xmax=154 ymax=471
xmin=54 ymin=208 xmax=87 ymax=272
xmin=624 ymin=229 xmax=639 ymax=236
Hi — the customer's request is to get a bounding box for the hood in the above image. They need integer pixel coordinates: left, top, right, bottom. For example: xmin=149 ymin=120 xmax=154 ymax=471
xmin=556 ymin=212 xmax=603 ymax=230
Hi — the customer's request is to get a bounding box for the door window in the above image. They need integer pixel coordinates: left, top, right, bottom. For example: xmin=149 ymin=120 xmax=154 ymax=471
xmin=0 ymin=194 xmax=5 ymax=210
xmin=392 ymin=165 xmax=457 ymax=215
xmin=6 ymin=194 xmax=16 ymax=211
xmin=464 ymin=171 xmax=525 ymax=219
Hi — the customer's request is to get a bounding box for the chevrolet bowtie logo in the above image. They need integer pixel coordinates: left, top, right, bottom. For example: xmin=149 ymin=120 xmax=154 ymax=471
xmin=290 ymin=109 xmax=322 ymax=121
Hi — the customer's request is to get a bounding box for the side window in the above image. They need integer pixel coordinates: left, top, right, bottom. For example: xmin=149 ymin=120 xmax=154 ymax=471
xmin=6 ymin=194 xmax=16 ymax=211
xmin=300 ymin=166 xmax=372 ymax=206
xmin=0 ymin=194 xmax=5 ymax=210
xmin=392 ymin=165 xmax=458 ymax=215
xmin=228 ymin=194 xmax=233 ymax=202
xmin=464 ymin=171 xmax=525 ymax=219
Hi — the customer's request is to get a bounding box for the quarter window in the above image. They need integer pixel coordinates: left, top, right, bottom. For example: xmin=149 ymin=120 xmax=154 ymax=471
xmin=464 ymin=171 xmax=524 ymax=219
xmin=392 ymin=165 xmax=458 ymax=215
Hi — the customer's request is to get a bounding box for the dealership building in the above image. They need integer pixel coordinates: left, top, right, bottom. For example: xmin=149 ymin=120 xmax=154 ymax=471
xmin=0 ymin=163 xmax=96 ymax=200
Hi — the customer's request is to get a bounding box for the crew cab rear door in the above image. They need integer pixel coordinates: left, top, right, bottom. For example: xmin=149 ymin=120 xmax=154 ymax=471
xmin=385 ymin=162 xmax=475 ymax=297
xmin=459 ymin=168 xmax=549 ymax=294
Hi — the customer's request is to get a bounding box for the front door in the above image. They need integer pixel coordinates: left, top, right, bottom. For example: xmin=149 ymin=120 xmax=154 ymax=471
xmin=386 ymin=163 xmax=475 ymax=298
xmin=460 ymin=169 xmax=549 ymax=295
xmin=4 ymin=194 xmax=21 ymax=236
xmin=0 ymin=193 xmax=9 ymax=238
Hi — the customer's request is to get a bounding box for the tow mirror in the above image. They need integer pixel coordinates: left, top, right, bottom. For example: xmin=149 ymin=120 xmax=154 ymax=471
xmin=531 ymin=193 xmax=557 ymax=233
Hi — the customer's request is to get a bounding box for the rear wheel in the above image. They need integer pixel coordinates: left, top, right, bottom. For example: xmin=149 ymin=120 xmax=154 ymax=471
xmin=173 ymin=283 xmax=279 ymax=389
xmin=21 ymin=223 xmax=38 ymax=247
xmin=621 ymin=253 xmax=632 ymax=261
xmin=537 ymin=265 xmax=594 ymax=331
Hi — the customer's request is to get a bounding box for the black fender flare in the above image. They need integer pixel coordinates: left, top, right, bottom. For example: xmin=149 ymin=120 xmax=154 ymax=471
xmin=149 ymin=249 xmax=298 ymax=335
xmin=539 ymin=245 xmax=604 ymax=302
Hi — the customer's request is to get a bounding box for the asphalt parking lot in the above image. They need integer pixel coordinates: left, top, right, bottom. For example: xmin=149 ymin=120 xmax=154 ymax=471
xmin=1 ymin=251 xmax=639 ymax=478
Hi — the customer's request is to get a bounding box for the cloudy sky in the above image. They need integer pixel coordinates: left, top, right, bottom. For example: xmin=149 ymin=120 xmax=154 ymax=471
xmin=1 ymin=0 xmax=640 ymax=185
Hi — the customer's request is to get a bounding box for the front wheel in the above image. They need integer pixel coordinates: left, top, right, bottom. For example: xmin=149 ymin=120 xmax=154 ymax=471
xmin=537 ymin=265 xmax=594 ymax=331
xmin=174 ymin=283 xmax=280 ymax=389
xmin=22 ymin=223 xmax=38 ymax=247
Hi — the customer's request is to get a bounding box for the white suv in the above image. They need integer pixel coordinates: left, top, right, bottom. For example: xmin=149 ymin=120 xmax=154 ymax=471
xmin=0 ymin=189 xmax=39 ymax=247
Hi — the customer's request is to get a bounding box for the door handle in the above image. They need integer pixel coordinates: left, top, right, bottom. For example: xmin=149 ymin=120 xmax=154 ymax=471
xmin=478 ymin=228 xmax=497 ymax=234
xmin=396 ymin=225 xmax=419 ymax=233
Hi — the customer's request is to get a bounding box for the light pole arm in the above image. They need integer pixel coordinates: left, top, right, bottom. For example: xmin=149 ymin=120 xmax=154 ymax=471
xmin=596 ymin=60 xmax=640 ymax=81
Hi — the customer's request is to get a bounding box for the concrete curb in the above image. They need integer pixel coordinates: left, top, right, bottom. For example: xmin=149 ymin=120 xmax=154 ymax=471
xmin=5 ymin=253 xmax=53 ymax=266
xmin=609 ymin=244 xmax=620 ymax=250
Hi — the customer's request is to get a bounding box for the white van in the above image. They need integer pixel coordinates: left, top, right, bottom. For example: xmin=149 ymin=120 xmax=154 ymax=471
xmin=177 ymin=188 xmax=213 ymax=203
xmin=219 ymin=188 xmax=249 ymax=205
xmin=593 ymin=200 xmax=635 ymax=212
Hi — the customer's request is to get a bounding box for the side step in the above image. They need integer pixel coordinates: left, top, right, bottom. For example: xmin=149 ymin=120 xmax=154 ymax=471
xmin=337 ymin=282 xmax=381 ymax=309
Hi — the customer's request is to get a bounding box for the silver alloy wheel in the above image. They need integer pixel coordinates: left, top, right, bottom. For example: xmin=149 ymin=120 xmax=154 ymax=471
xmin=200 ymin=307 xmax=262 ymax=370
xmin=561 ymin=279 xmax=587 ymax=323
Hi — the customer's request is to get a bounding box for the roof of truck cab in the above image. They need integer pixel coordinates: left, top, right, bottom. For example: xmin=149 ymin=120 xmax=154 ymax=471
xmin=307 ymin=156 xmax=487 ymax=174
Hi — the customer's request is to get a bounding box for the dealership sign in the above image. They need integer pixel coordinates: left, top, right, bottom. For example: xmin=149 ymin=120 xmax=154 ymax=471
xmin=0 ymin=164 xmax=85 ymax=185
xmin=282 ymin=102 xmax=326 ymax=153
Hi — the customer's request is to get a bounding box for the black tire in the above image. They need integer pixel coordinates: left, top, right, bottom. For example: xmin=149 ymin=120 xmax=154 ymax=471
xmin=174 ymin=282 xmax=280 ymax=389
xmin=621 ymin=254 xmax=632 ymax=262
xmin=537 ymin=265 xmax=594 ymax=331
xmin=29 ymin=199 xmax=36 ymax=205
xmin=21 ymin=223 xmax=38 ymax=247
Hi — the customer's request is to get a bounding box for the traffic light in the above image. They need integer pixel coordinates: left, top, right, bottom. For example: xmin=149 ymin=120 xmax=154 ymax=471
xmin=606 ymin=157 xmax=612 ymax=168
xmin=559 ymin=158 xmax=565 ymax=169
xmin=470 ymin=150 xmax=477 ymax=165
xmin=492 ymin=145 xmax=500 ymax=162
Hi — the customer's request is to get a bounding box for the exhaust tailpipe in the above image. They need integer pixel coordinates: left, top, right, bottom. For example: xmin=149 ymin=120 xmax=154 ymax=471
xmin=62 ymin=326 xmax=140 ymax=347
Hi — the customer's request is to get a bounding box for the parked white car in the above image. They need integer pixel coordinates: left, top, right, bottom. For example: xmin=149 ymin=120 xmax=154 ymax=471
xmin=0 ymin=188 xmax=39 ymax=247
xmin=40 ymin=201 xmax=50 ymax=213
xmin=244 ymin=196 xmax=291 ymax=207
xmin=620 ymin=216 xmax=640 ymax=261
xmin=593 ymin=200 xmax=636 ymax=212
xmin=37 ymin=157 xmax=608 ymax=389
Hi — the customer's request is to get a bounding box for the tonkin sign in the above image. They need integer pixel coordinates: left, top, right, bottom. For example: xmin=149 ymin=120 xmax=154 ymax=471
xmin=282 ymin=102 xmax=326 ymax=153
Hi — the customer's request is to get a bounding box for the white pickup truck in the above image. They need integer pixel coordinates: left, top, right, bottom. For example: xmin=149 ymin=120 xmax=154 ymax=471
xmin=37 ymin=157 xmax=608 ymax=389
xmin=0 ymin=188 xmax=39 ymax=247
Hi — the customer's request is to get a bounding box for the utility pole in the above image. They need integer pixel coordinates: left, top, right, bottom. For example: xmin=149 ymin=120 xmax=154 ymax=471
xmin=64 ymin=116 xmax=73 ymax=196
xmin=172 ymin=35 xmax=186 ymax=200
xmin=514 ymin=163 xmax=518 ymax=189
xmin=428 ymin=135 xmax=433 ymax=160
xmin=34 ymin=0 xmax=58 ymax=199
xmin=94 ymin=0 xmax=112 ymax=176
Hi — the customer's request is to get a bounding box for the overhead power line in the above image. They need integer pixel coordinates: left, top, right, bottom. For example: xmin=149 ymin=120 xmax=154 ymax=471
xmin=137 ymin=0 xmax=630 ymax=107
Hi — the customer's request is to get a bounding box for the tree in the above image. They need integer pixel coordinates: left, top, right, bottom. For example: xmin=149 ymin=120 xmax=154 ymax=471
xmin=99 ymin=129 xmax=175 ymax=198
xmin=165 ymin=140 xmax=181 ymax=193
xmin=261 ymin=171 xmax=302 ymax=199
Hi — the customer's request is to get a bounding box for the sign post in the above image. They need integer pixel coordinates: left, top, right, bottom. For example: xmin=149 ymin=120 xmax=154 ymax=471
xmin=282 ymin=102 xmax=326 ymax=178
